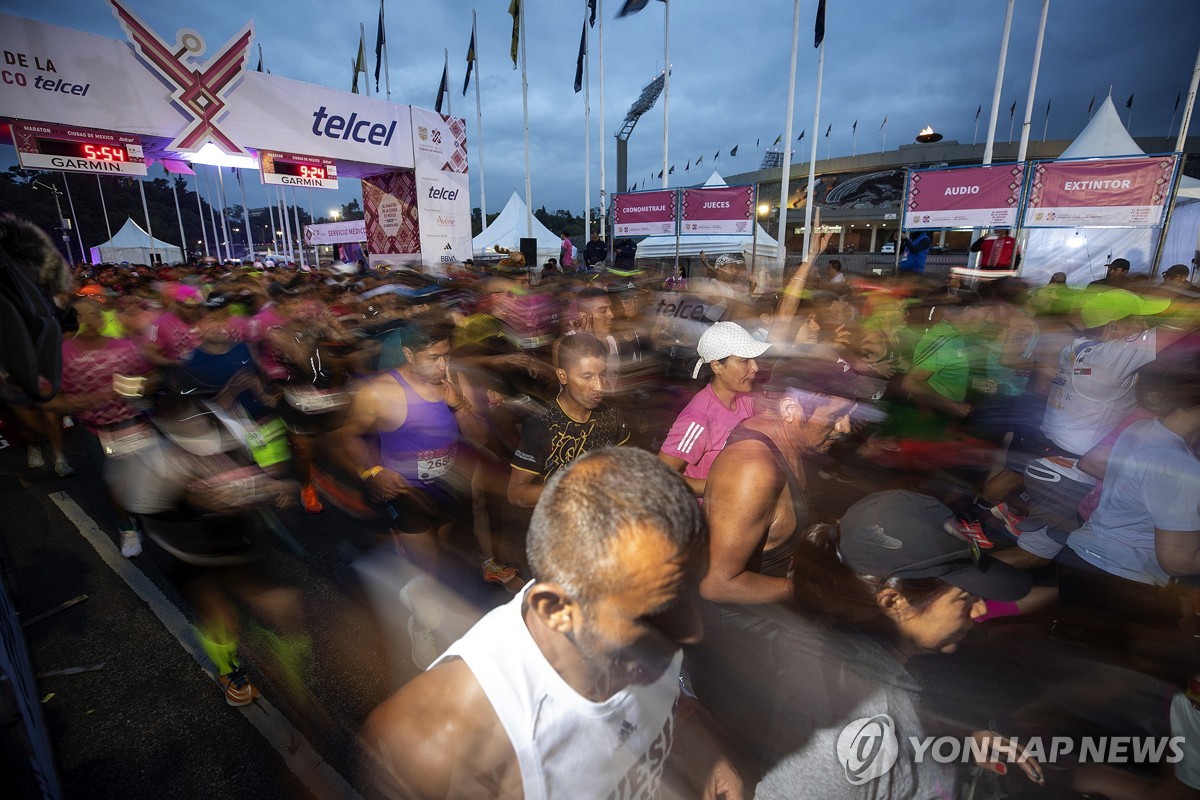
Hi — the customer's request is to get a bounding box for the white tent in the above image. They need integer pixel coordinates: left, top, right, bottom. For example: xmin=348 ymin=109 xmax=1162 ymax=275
xmin=472 ymin=191 xmax=562 ymax=263
xmin=89 ymin=218 xmax=183 ymax=265
xmin=1021 ymin=96 xmax=1199 ymax=286
xmin=634 ymin=172 xmax=780 ymax=267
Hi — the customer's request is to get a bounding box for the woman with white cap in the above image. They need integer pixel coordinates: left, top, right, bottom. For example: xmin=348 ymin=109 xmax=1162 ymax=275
xmin=657 ymin=321 xmax=770 ymax=495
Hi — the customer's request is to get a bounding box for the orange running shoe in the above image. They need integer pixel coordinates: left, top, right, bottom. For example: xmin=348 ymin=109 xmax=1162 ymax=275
xmin=301 ymin=483 xmax=324 ymax=514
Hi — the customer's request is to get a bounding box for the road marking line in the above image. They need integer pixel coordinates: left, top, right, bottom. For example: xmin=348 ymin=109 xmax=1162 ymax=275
xmin=49 ymin=491 xmax=363 ymax=800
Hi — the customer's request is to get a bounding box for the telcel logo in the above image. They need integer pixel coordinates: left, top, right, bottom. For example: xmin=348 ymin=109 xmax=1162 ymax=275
xmin=428 ymin=186 xmax=459 ymax=201
xmin=311 ymin=106 xmax=397 ymax=146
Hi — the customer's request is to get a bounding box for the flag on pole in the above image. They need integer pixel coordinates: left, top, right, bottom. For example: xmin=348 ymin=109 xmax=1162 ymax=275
xmin=880 ymin=115 xmax=887 ymax=129
xmin=773 ymin=133 xmax=782 ymax=146
xmin=588 ymin=0 xmax=597 ymax=26
xmin=714 ymin=150 xmax=720 ymax=160
xmin=631 ymin=182 xmax=638 ymax=191
xmin=256 ymin=44 xmax=264 ymax=73
xmin=974 ymin=104 xmax=982 ymax=121
xmin=756 ymin=138 xmax=760 ymax=147
xmin=657 ymin=169 xmax=663 ymax=178
xmin=825 ymin=124 xmax=831 ymax=137
xmin=574 ymin=17 xmax=587 ymax=93
xmin=463 ymin=19 xmax=476 ymax=95
xmin=617 ymin=0 xmax=665 ymax=18
xmin=852 ymin=120 xmax=858 ymax=133
xmin=697 ymin=154 xmax=704 ymax=165
xmin=374 ymin=0 xmax=385 ymax=92
xmin=352 ymin=33 xmax=367 ymax=93
xmin=798 ymin=130 xmax=805 ymax=142
xmin=435 ymin=60 xmax=449 ymax=113
xmin=1009 ymin=100 xmax=1016 ymax=117
xmin=730 ymin=145 xmax=738 ymax=157
xmin=814 ymin=0 xmax=826 ymax=47
xmin=508 ymin=0 xmax=520 ymax=68
xmin=668 ymin=165 xmax=674 ymax=174
xmin=1045 ymin=97 xmax=1052 ymax=116
xmin=1125 ymin=93 xmax=1134 ymax=109
xmin=1087 ymin=95 xmax=1096 ymax=115
xmin=1173 ymin=90 xmax=1181 ymax=113
xmin=685 ymin=160 xmax=690 ymax=171
xmin=351 ymin=59 xmax=359 ymax=94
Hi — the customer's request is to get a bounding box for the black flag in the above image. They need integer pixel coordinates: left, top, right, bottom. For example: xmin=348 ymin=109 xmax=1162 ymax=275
xmin=631 ymin=182 xmax=638 ymax=191
xmin=825 ymin=124 xmax=831 ymax=137
xmin=814 ymin=0 xmax=826 ymax=47
xmin=756 ymin=138 xmax=760 ymax=147
xmin=773 ymin=133 xmax=782 ymax=146
xmin=657 ymin=170 xmax=664 ymax=179
xmin=1045 ymin=97 xmax=1052 ymax=116
xmin=669 ymin=165 xmax=675 ymax=174
xmin=588 ymin=0 xmax=597 ymax=26
xmin=434 ymin=61 xmax=449 ymax=113
xmin=617 ymin=0 xmax=665 ymax=18
xmin=798 ymin=130 xmax=805 ymax=142
xmin=974 ymin=104 xmax=981 ymax=121
xmin=685 ymin=160 xmax=690 ymax=171
xmin=1009 ymin=100 xmax=1016 ymax=117
xmin=1126 ymin=93 xmax=1134 ymax=109
xmin=697 ymin=154 xmax=704 ymax=165
xmin=574 ymin=18 xmax=587 ymax=93
xmin=730 ymin=145 xmax=738 ymax=157
xmin=256 ymin=44 xmax=264 ymax=73
xmin=1087 ymin=95 xmax=1096 ymax=115
xmin=852 ymin=120 xmax=858 ymax=133
xmin=463 ymin=20 xmax=476 ymax=95
xmin=1174 ymin=91 xmax=1182 ymax=113
xmin=714 ymin=150 xmax=720 ymax=160
xmin=374 ymin=0 xmax=385 ymax=91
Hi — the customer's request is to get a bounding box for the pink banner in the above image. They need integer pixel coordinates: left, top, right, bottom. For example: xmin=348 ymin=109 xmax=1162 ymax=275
xmin=905 ymin=165 xmax=1023 ymax=229
xmin=681 ymin=186 xmax=754 ymax=234
xmin=613 ymin=190 xmax=676 ymax=236
xmin=1025 ymin=156 xmax=1176 ymax=227
xmin=362 ymin=170 xmax=420 ymax=257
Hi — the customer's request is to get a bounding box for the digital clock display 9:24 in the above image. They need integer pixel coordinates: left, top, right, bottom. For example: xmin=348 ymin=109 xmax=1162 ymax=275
xmin=37 ymin=138 xmax=129 ymax=162
xmin=273 ymin=161 xmax=328 ymax=180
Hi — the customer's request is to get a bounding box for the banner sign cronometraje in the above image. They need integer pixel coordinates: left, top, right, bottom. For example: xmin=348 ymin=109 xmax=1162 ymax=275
xmin=613 ymin=190 xmax=677 ymax=237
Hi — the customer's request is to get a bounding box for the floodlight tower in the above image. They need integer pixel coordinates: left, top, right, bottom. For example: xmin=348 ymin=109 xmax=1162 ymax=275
xmin=615 ymin=70 xmax=669 ymax=192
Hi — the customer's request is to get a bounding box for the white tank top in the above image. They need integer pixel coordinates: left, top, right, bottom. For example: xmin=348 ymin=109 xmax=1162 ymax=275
xmin=433 ymin=584 xmax=682 ymax=800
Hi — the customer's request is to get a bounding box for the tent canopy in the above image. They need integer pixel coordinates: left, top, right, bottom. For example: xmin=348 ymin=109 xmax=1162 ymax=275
xmin=1021 ymin=96 xmax=1199 ymax=286
xmin=90 ymin=218 xmax=183 ymax=265
xmin=634 ymin=171 xmax=779 ymax=263
xmin=472 ymin=192 xmax=562 ymax=262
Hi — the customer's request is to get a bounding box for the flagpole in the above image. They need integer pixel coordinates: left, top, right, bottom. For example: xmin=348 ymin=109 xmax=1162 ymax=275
xmin=278 ymin=188 xmax=293 ymax=264
xmin=137 ymin=178 xmax=154 ymax=261
xmin=472 ymin=9 xmax=488 ymax=227
xmin=520 ymin=0 xmax=533 ymax=237
xmin=239 ymin=169 xmax=254 ymax=261
xmin=598 ymin=0 xmax=607 ymax=246
xmin=852 ymin=124 xmax=857 ymax=157
xmin=801 ymin=42 xmax=825 ymax=260
xmin=216 ymin=167 xmax=234 ymax=260
xmin=881 ymin=119 xmax=888 ymax=154
xmin=583 ymin=2 xmax=592 ymax=240
xmin=96 ymin=175 xmax=113 ymax=243
xmin=266 ymin=198 xmax=278 ymax=257
xmin=444 ymin=49 xmax=451 ymax=116
xmin=1017 ymin=0 xmax=1049 ymax=163
xmin=661 ymin=0 xmax=670 ymax=189
xmin=171 ymin=170 xmax=188 ymax=262
xmin=1176 ymin=43 xmax=1200 ymax=153
xmin=61 ymin=173 xmax=86 ymax=263
xmin=973 ymin=107 xmax=980 ymax=147
xmin=1042 ymin=101 xmax=1050 ymax=142
xmin=382 ymin=0 xmax=391 ymax=101
xmin=192 ymin=177 xmax=210 ymax=259
xmin=291 ymin=187 xmax=307 ymax=270
xmin=361 ymin=23 xmax=371 ymax=98
xmin=204 ymin=171 xmax=223 ymax=261
xmin=982 ymin=0 xmax=1013 ymax=167
xmin=774 ymin=0 xmax=801 ymax=288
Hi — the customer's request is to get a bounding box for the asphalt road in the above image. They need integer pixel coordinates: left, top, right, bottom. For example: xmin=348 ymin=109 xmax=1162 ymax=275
xmin=0 ymin=428 xmax=510 ymax=800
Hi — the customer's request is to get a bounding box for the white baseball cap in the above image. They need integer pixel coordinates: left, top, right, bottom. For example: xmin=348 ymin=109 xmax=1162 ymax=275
xmin=693 ymin=322 xmax=771 ymax=378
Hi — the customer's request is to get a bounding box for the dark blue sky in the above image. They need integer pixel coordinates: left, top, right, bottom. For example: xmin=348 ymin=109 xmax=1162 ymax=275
xmin=3 ymin=0 xmax=1198 ymax=215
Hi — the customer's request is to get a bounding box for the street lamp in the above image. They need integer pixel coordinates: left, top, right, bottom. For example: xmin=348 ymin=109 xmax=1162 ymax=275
xmin=31 ymin=179 xmax=71 ymax=258
xmin=330 ymin=209 xmax=341 ymax=221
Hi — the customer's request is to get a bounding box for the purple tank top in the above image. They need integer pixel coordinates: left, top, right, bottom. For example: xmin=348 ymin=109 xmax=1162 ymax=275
xmin=378 ymin=370 xmax=459 ymax=484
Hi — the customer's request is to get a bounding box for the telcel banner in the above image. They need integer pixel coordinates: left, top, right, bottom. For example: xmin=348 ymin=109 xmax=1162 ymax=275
xmin=905 ymin=164 xmax=1024 ymax=229
xmin=613 ymin=190 xmax=676 ymax=236
xmin=1024 ymin=156 xmax=1177 ymax=228
xmin=681 ymin=185 xmax=754 ymax=234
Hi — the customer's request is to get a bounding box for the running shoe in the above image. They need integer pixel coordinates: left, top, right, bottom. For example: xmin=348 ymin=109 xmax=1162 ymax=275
xmin=482 ymin=557 xmax=519 ymax=587
xmin=120 ymin=528 xmax=142 ymax=558
xmin=990 ymin=503 xmax=1025 ymax=539
xmin=54 ymin=456 xmax=75 ymax=477
xmin=26 ymin=446 xmax=44 ymax=470
xmin=408 ymin=616 xmax=439 ymax=671
xmin=300 ymin=483 xmax=324 ymax=514
xmin=959 ymin=519 xmax=994 ymax=550
xmin=219 ymin=669 xmax=260 ymax=707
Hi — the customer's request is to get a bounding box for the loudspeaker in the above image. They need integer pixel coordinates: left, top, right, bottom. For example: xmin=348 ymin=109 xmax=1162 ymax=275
xmin=520 ymin=237 xmax=538 ymax=269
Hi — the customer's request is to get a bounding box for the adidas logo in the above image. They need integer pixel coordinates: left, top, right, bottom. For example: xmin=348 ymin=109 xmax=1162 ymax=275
xmin=444 ymin=243 xmax=453 ymax=250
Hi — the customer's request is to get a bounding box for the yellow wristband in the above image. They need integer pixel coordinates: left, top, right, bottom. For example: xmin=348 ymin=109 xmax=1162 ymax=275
xmin=359 ymin=465 xmax=384 ymax=481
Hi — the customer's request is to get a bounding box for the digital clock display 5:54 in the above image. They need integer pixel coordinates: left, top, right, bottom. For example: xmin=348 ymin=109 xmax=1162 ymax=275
xmin=37 ymin=138 xmax=129 ymax=162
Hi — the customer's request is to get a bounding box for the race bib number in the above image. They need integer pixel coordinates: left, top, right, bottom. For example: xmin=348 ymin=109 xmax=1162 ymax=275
xmin=98 ymin=421 xmax=157 ymax=458
xmin=282 ymin=386 xmax=349 ymax=414
xmin=417 ymin=445 xmax=456 ymax=481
